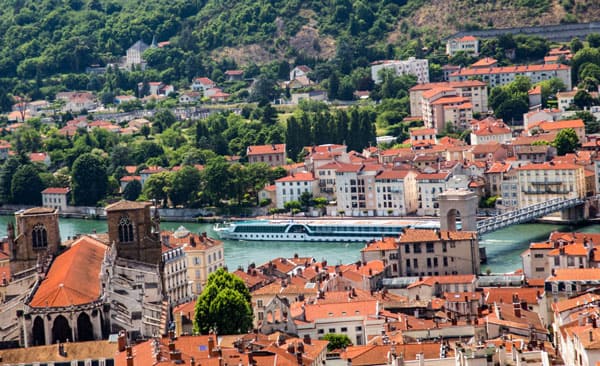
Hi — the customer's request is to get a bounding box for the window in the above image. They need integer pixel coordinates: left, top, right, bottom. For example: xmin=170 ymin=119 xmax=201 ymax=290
xmin=340 ymin=327 xmax=348 ymax=332
xmin=443 ymin=257 xmax=448 ymax=266
xmin=355 ymin=326 xmax=362 ymax=331
xmin=413 ymin=258 xmax=418 ymax=268
xmin=413 ymin=244 xmax=421 ymax=253
xmin=195 ymin=270 xmax=200 ymax=279
xmin=118 ymin=216 xmax=134 ymax=243
xmin=406 ymin=259 xmax=411 ymax=268
xmin=533 ymin=253 xmax=544 ymax=258
xmin=426 ymin=243 xmax=434 ymax=253
xmin=535 ymin=267 xmax=545 ymax=272
xmin=405 ymin=244 xmax=410 ymax=253
xmin=328 ymin=328 xmax=335 ymax=333
xmin=442 ymin=243 xmax=447 ymax=253
xmin=318 ymin=329 xmax=324 ymax=334
xmin=427 ymin=258 xmax=432 ymax=268
xmin=554 ymin=256 xmax=559 ymax=266
xmin=32 ymin=223 xmax=48 ymax=249
xmin=258 ymin=312 xmax=264 ymax=320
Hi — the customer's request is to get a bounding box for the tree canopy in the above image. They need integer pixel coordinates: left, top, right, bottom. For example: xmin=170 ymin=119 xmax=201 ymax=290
xmin=71 ymin=153 xmax=108 ymax=206
xmin=193 ymin=268 xmax=252 ymax=335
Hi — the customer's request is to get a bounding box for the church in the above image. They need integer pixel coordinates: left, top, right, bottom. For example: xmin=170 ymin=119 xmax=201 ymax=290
xmin=0 ymin=201 xmax=168 ymax=347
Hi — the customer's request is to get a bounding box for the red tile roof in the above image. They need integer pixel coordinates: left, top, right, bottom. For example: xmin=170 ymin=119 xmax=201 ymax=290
xmin=29 ymin=236 xmax=108 ymax=308
xmin=483 ymin=287 xmax=542 ymax=306
xmin=471 ymin=57 xmax=498 ymax=68
xmin=375 ymin=169 xmax=411 ymax=180
xmin=516 ymin=162 xmax=582 ymax=171
xmin=552 ymin=293 xmax=600 ymax=313
xmin=548 ymin=268 xmax=600 ymax=282
xmin=41 ymin=187 xmax=70 ymax=194
xmin=453 ymin=63 xmax=569 ymax=77
xmin=276 ymin=172 xmax=315 ymax=182
xmin=247 ymin=143 xmax=286 ymax=155
xmin=361 ymin=237 xmax=399 ymax=252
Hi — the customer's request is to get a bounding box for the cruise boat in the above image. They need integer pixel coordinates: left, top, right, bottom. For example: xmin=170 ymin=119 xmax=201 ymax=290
xmin=213 ymin=219 xmax=440 ymax=242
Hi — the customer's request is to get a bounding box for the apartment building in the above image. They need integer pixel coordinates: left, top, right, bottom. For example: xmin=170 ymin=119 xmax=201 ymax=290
xmin=275 ymin=172 xmax=318 ymax=209
xmin=395 ymin=229 xmax=480 ymax=277
xmin=416 ymin=172 xmax=451 ymax=216
xmin=410 ymin=80 xmax=487 ymax=117
xmin=373 ymin=169 xmax=418 ymax=216
xmin=449 ymin=63 xmax=572 ymax=90
xmin=420 ymin=88 xmax=473 ymax=131
xmin=162 ymin=244 xmax=191 ymax=305
xmin=335 ymin=164 xmax=381 ymax=216
xmin=446 ymin=36 xmax=479 ymax=57
xmin=516 ymin=162 xmax=586 ymax=208
xmin=371 ymin=57 xmax=429 ymax=84
xmin=527 ymin=119 xmax=586 ymax=144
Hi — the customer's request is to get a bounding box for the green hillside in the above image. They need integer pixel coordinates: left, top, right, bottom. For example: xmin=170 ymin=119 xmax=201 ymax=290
xmin=0 ymin=0 xmax=598 ymax=100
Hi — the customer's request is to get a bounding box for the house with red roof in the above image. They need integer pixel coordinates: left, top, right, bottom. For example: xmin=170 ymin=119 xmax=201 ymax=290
xmin=275 ymin=172 xmax=318 ymax=209
xmin=191 ymin=77 xmax=216 ymax=92
xmin=527 ymin=119 xmax=586 ymax=143
xmin=29 ymin=152 xmax=50 ymax=167
xmin=41 ymin=187 xmax=71 ymax=211
xmin=470 ymin=117 xmax=512 ymax=145
xmin=224 ymin=69 xmax=244 ymax=82
xmin=247 ymin=143 xmax=287 ymax=167
xmin=446 ymin=35 xmax=479 ymax=57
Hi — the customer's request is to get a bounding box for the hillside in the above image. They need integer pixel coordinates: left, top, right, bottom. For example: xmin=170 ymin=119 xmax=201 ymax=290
xmin=0 ymin=0 xmax=599 ymax=87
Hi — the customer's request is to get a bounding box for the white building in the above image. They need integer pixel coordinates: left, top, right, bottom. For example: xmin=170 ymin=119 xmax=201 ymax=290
xmin=416 ymin=172 xmax=451 ymax=216
xmin=161 ymin=245 xmax=191 ymax=306
xmin=470 ymin=118 xmax=512 ymax=145
xmin=335 ymin=164 xmax=381 ymax=216
xmin=41 ymin=187 xmax=71 ymax=211
xmin=446 ymin=35 xmax=479 ymax=57
xmin=371 ymin=57 xmax=429 ymax=84
xmin=516 ymin=162 xmax=586 ymax=209
xmin=275 ymin=172 xmax=318 ymax=209
xmin=374 ymin=170 xmax=418 ymax=216
xmin=125 ymin=40 xmax=149 ymax=69
xmin=449 ymin=63 xmax=572 ymax=90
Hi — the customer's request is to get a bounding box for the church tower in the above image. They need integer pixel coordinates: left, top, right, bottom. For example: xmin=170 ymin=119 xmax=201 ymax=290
xmin=9 ymin=207 xmax=61 ymax=275
xmin=105 ymin=201 xmax=161 ymax=265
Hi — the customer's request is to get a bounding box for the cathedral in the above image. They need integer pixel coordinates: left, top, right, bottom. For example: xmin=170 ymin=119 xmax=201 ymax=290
xmin=0 ymin=201 xmax=167 ymax=347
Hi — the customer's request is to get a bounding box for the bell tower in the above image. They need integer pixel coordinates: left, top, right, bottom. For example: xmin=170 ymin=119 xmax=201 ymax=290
xmin=105 ymin=200 xmax=161 ymax=265
xmin=10 ymin=207 xmax=61 ymax=274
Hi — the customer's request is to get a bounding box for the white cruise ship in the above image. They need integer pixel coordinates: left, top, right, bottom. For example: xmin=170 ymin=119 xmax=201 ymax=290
xmin=213 ymin=219 xmax=440 ymax=242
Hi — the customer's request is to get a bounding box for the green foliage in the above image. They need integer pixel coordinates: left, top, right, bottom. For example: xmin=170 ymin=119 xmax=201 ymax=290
xmin=322 ymin=333 xmax=352 ymax=351
xmin=122 ymin=179 xmax=142 ymax=201
xmin=142 ymin=171 xmax=172 ymax=207
xmin=0 ymin=157 xmax=20 ymax=203
xmin=193 ymin=268 xmax=252 ymax=335
xmin=71 ymin=153 xmax=108 ymax=206
xmin=170 ymin=165 xmax=201 ymax=206
xmin=11 ymin=164 xmax=44 ymax=205
xmin=489 ymin=76 xmax=531 ymax=123
xmin=572 ymin=111 xmax=600 ymax=134
xmin=553 ymin=128 xmax=580 ymax=155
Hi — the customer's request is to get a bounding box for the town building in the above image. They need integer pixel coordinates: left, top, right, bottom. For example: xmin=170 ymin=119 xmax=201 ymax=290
xmin=420 ymin=87 xmax=473 ymax=131
xmin=275 ymin=172 xmax=318 ymax=209
xmin=247 ymin=143 xmax=287 ymax=167
xmin=191 ymin=77 xmax=216 ymax=92
xmin=371 ymin=57 xmax=429 ymax=84
xmin=446 ymin=35 xmax=479 ymax=57
xmin=516 ymin=162 xmax=586 ymax=208
xmin=41 ymin=187 xmax=71 ymax=211
xmin=124 ymin=40 xmax=149 ymax=69
xmin=374 ymin=169 xmax=418 ymax=216
xmin=470 ymin=117 xmax=512 ymax=145
xmin=527 ymin=119 xmax=586 ymax=144
xmin=449 ymin=63 xmax=572 ymax=90
xmin=416 ymin=172 xmax=451 ymax=216
xmin=395 ymin=229 xmax=480 ymax=277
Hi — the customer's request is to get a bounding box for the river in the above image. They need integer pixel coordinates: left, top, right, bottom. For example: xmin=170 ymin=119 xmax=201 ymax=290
xmin=0 ymin=215 xmax=597 ymax=273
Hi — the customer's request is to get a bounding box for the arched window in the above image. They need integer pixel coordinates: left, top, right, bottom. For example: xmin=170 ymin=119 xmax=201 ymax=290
xmin=118 ymin=216 xmax=134 ymax=243
xmin=32 ymin=224 xmax=48 ymax=249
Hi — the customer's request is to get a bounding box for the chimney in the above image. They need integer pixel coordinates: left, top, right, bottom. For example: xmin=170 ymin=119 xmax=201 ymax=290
xmin=117 ymin=330 xmax=127 ymax=352
xmin=208 ymin=336 xmax=215 ymax=356
xmin=190 ymin=357 xmax=196 ymax=366
xmin=590 ymin=330 xmax=594 ymax=343
xmin=126 ymin=346 xmax=134 ymax=366
xmin=190 ymin=236 xmax=196 ymax=247
xmin=168 ymin=341 xmax=175 ymax=353
xmin=287 ymin=343 xmax=296 ymax=354
xmin=593 ymin=316 xmax=598 ymax=329
xmin=296 ymin=351 xmax=303 ymax=365
xmin=303 ymin=334 xmax=311 ymax=345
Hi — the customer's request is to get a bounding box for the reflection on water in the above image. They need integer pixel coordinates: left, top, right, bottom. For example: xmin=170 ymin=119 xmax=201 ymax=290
xmin=0 ymin=215 xmax=596 ymax=273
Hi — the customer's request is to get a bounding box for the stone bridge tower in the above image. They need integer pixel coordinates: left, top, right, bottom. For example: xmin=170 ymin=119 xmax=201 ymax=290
xmin=438 ymin=190 xmax=478 ymax=232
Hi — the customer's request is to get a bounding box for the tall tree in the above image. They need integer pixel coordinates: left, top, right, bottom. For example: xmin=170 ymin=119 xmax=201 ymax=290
xmin=71 ymin=153 xmax=108 ymax=206
xmin=170 ymin=166 xmax=201 ymax=206
xmin=123 ymin=179 xmax=142 ymax=201
xmin=0 ymin=157 xmax=20 ymax=204
xmin=11 ymin=164 xmax=43 ymax=205
xmin=553 ymin=128 xmax=580 ymax=155
xmin=193 ymin=268 xmax=252 ymax=335
xmin=142 ymin=172 xmax=173 ymax=207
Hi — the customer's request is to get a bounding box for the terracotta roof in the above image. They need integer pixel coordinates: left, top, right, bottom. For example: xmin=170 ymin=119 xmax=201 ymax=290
xmin=422 ymin=87 xmax=455 ymax=99
xmin=398 ymin=228 xmax=476 ymax=243
xmin=105 ymin=200 xmax=151 ymax=211
xmin=483 ymin=287 xmax=542 ymax=306
xmin=139 ymin=166 xmax=167 ymax=174
xmin=486 ymin=162 xmax=511 ymax=174
xmin=552 ymin=293 xmax=600 ymax=313
xmin=120 ymin=175 xmax=141 ymax=182
xmin=375 ymin=169 xmax=411 ymax=180
xmin=457 ymin=35 xmax=477 ymax=42
xmin=530 ymin=241 xmax=555 ymax=249
xmin=471 ymin=57 xmax=498 ymax=67
xmin=0 ymin=340 xmax=117 ymax=364
xmin=29 ymin=236 xmax=108 ymax=307
xmin=303 ymin=300 xmax=377 ymax=322
xmin=516 ymin=162 xmax=582 ymax=171
xmin=29 ymin=152 xmax=48 ymax=162
xmin=529 ymin=119 xmax=585 ymax=131
xmin=361 ymin=237 xmax=398 ymax=252
xmin=41 ymin=187 xmax=70 ymax=194
xmin=194 ymin=77 xmax=214 ymax=85
xmin=487 ymin=303 xmax=546 ymax=332
xmin=276 ymin=172 xmax=315 ymax=182
xmin=548 ymin=268 xmax=600 ymax=282
xmin=548 ymin=243 xmax=589 ymax=256
xmin=341 ymin=343 xmax=446 ymax=365
xmin=430 ymin=96 xmax=469 ymax=105
xmin=415 ymin=172 xmax=451 ymax=180
xmin=410 ymin=128 xmax=437 ymax=136
xmin=528 ymin=85 xmax=542 ymax=95
xmin=247 ymin=143 xmax=286 ymax=155
xmin=225 ymin=70 xmax=244 ymax=75
xmin=452 ymin=63 xmax=569 ymax=77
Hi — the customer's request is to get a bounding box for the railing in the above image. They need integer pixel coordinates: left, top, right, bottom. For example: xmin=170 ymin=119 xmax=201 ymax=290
xmin=477 ymin=196 xmax=593 ymax=235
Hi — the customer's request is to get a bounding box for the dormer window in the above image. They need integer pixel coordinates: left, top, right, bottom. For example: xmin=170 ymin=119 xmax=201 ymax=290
xmin=32 ymin=224 xmax=48 ymax=249
xmin=118 ymin=216 xmax=134 ymax=243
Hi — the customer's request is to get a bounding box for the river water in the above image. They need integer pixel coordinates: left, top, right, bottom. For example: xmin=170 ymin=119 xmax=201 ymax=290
xmin=0 ymin=216 xmax=597 ymax=273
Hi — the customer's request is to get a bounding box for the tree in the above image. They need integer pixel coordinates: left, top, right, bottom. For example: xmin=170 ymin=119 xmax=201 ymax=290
xmin=587 ymin=33 xmax=600 ymax=48
xmin=142 ymin=171 xmax=173 ymax=207
xmin=284 ymin=200 xmax=302 ymax=215
xmin=72 ymin=153 xmax=108 ymax=206
xmin=574 ymin=111 xmax=600 ymax=134
xmin=11 ymin=164 xmax=43 ymax=205
xmin=123 ymin=179 xmax=142 ymax=201
xmin=170 ymin=166 xmax=201 ymax=206
xmin=193 ymin=268 xmax=252 ymax=335
xmin=553 ymin=128 xmax=580 ymax=155
xmin=0 ymin=157 xmax=20 ymax=203
xmin=328 ymin=72 xmax=340 ymax=100
xmin=322 ymin=333 xmax=352 ymax=351
xmin=570 ymin=38 xmax=584 ymax=54
xmin=573 ymin=89 xmax=595 ymax=109
xmin=202 ymin=157 xmax=231 ymax=205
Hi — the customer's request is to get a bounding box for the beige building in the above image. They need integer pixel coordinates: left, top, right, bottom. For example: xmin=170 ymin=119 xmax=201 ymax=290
xmin=470 ymin=118 xmax=512 ymax=145
xmin=335 ymin=163 xmax=381 ymax=216
xmin=420 ymin=88 xmax=473 ymax=131
xmin=275 ymin=172 xmax=318 ymax=209
xmin=41 ymin=187 xmax=71 ymax=212
xmin=247 ymin=143 xmax=287 ymax=167
xmin=416 ymin=172 xmax=451 ymax=216
xmin=409 ymin=80 xmax=488 ymax=117
xmin=396 ymin=229 xmax=480 ymax=277
xmin=516 ymin=162 xmax=586 ymax=208
xmin=162 ymin=227 xmax=224 ymax=295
